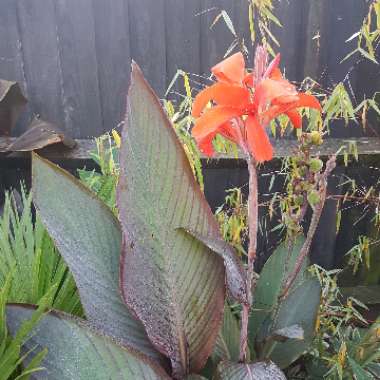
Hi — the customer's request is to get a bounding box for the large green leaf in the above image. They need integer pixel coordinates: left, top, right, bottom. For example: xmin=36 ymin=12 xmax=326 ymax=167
xmin=267 ymin=279 xmax=321 ymax=368
xmin=216 ymin=360 xmax=286 ymax=379
xmin=249 ymin=236 xmax=307 ymax=342
xmin=179 ymin=228 xmax=247 ymax=304
xmin=31 ymin=154 xmax=162 ymax=363
xmin=117 ymin=63 xmax=225 ymax=377
xmin=6 ymin=305 xmax=170 ymax=379
xmin=213 ymin=305 xmax=242 ymax=363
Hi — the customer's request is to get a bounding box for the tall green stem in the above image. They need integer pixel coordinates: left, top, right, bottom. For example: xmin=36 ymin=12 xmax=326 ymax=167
xmin=239 ymin=154 xmax=258 ymax=362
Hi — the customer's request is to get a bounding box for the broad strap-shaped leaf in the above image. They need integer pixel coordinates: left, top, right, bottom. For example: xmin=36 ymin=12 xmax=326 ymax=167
xmin=6 ymin=305 xmax=170 ymax=380
xmin=266 ymin=279 xmax=321 ymax=369
xmin=117 ymin=63 xmax=225 ymax=377
xmin=217 ymin=360 xmax=287 ymax=380
xmin=249 ymin=236 xmax=307 ymax=342
xmin=179 ymin=228 xmax=247 ymax=304
xmin=32 ymin=154 xmax=163 ymax=363
xmin=213 ymin=304 xmax=242 ymax=363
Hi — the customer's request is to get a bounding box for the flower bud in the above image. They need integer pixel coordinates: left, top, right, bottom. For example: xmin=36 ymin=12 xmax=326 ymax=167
xmin=309 ymin=158 xmax=323 ymax=173
xmin=309 ymin=131 xmax=323 ymax=145
xmin=307 ymin=190 xmax=320 ymax=207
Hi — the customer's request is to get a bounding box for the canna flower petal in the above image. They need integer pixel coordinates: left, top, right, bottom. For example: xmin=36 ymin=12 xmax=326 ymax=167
xmin=253 ymin=46 xmax=268 ymax=83
xmin=212 ymin=52 xmax=246 ymax=84
xmin=197 ymin=134 xmax=216 ymax=157
xmin=192 ymin=82 xmax=251 ymax=117
xmin=269 ymin=67 xmax=284 ymax=81
xmin=285 ymin=109 xmax=302 ymax=129
xmin=253 ymin=77 xmax=298 ymax=111
xmin=246 ymin=115 xmax=273 ymax=162
xmin=262 ymin=93 xmax=321 ymax=126
xmin=194 ymin=121 xmax=239 ymax=157
xmin=192 ymin=106 xmax=243 ymax=142
xmin=243 ymin=73 xmax=255 ymax=88
xmin=273 ymin=93 xmax=322 ymax=110
xmin=218 ymin=121 xmax=240 ymax=145
xmin=264 ymin=53 xmax=281 ymax=79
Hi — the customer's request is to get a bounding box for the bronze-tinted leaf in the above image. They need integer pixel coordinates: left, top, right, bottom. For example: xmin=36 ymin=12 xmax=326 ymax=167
xmin=117 ymin=63 xmax=225 ymax=378
xmin=179 ymin=227 xmax=247 ymax=304
xmin=6 ymin=304 xmax=170 ymax=379
xmin=32 ymin=153 xmax=164 ymax=364
xmin=6 ymin=117 xmax=76 ymax=152
xmin=0 ymin=80 xmax=27 ymax=136
xmin=217 ymin=360 xmax=287 ymax=380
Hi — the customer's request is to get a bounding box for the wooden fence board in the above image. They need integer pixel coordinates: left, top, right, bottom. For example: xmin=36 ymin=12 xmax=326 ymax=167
xmin=128 ymin=0 xmax=167 ymax=96
xmin=0 ymin=0 xmax=31 ymax=135
xmin=92 ymin=0 xmax=131 ymax=132
xmin=54 ymin=0 xmax=103 ymax=138
xmin=165 ymin=0 xmax=202 ymax=93
xmin=16 ymin=0 xmax=64 ymax=130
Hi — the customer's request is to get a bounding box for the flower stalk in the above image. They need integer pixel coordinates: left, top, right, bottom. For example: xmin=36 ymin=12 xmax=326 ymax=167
xmin=239 ymin=153 xmax=258 ymax=362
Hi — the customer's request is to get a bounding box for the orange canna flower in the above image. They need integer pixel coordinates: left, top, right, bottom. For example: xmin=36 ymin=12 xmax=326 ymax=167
xmin=191 ymin=47 xmax=322 ymax=162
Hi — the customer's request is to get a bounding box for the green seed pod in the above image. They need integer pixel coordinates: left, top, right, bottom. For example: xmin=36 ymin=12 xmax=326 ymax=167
xmin=309 ymin=158 xmax=323 ymax=173
xmin=309 ymin=131 xmax=323 ymax=145
xmin=294 ymin=195 xmax=304 ymax=206
xmin=307 ymin=190 xmax=320 ymax=207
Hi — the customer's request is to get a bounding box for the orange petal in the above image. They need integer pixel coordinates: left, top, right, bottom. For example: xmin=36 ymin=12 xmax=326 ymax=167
xmin=192 ymin=83 xmax=250 ymax=117
xmin=194 ymin=121 xmax=240 ymax=157
xmin=285 ymin=109 xmax=302 ymax=128
xmin=274 ymin=93 xmax=321 ymax=111
xmin=264 ymin=53 xmax=281 ymax=78
xmin=197 ymin=134 xmax=215 ymax=157
xmin=246 ymin=115 xmax=273 ymax=162
xmin=254 ymin=46 xmax=268 ymax=83
xmin=192 ymin=106 xmax=243 ymax=142
xmin=219 ymin=121 xmax=240 ymax=145
xmin=243 ymin=73 xmax=255 ymax=88
xmin=261 ymin=93 xmax=321 ymax=125
xmin=254 ymin=78 xmax=297 ymax=110
xmin=270 ymin=67 xmax=283 ymax=81
xmin=211 ymin=52 xmax=246 ymax=84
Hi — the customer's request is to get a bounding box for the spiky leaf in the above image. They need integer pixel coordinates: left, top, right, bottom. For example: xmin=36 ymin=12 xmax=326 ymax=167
xmin=31 ymin=154 xmax=162 ymax=363
xmin=117 ymin=63 xmax=225 ymax=377
xmin=216 ymin=360 xmax=286 ymax=380
xmin=6 ymin=305 xmax=170 ymax=380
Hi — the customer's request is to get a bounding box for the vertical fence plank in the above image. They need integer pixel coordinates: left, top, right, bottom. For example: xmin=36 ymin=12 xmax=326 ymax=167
xmin=200 ymin=0 xmax=237 ymax=78
xmin=16 ymin=0 xmax=64 ymax=132
xmin=232 ymin=0 xmax=252 ymax=60
xmin=92 ymin=0 xmax=131 ymax=133
xmin=274 ymin=0 xmax=308 ymax=82
xmin=128 ymin=0 xmax=166 ymax=96
xmin=164 ymin=0 xmax=201 ymax=95
xmin=54 ymin=0 xmax=103 ymax=138
xmin=0 ymin=0 xmax=30 ymax=135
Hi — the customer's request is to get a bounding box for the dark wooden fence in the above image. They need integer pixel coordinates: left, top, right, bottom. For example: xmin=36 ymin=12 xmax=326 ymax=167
xmin=0 ymin=0 xmax=377 ymax=138
xmin=0 ymin=0 xmax=380 ymax=273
